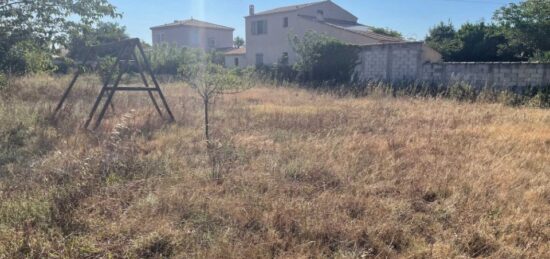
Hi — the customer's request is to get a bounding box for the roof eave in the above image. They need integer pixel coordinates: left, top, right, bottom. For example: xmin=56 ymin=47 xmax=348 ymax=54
xmin=297 ymin=16 xmax=403 ymax=43
xmin=151 ymin=24 xmax=234 ymax=31
xmin=245 ymin=9 xmax=297 ymax=19
xmin=245 ymin=0 xmax=328 ymax=19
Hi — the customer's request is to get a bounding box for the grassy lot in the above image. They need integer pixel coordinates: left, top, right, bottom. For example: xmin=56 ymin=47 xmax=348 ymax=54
xmin=0 ymin=75 xmax=548 ymax=258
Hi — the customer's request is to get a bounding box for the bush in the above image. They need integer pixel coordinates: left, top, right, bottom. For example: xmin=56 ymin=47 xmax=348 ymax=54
xmin=53 ymin=57 xmax=75 ymax=74
xmin=0 ymin=73 xmax=6 ymax=90
xmin=291 ymin=31 xmax=360 ymax=85
xmin=148 ymin=44 xmax=206 ymax=75
xmin=255 ymin=64 xmax=298 ymax=85
xmin=530 ymin=51 xmax=550 ymax=62
xmin=1 ymin=41 xmax=55 ymax=75
xmin=97 ymin=56 xmax=119 ymax=85
xmin=448 ymin=82 xmax=477 ymax=102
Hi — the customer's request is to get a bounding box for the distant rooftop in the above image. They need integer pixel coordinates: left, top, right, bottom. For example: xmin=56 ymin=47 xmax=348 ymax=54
xmin=224 ymin=48 xmax=246 ymax=56
xmin=151 ymin=18 xmax=234 ymax=31
xmin=251 ymin=0 xmax=328 ymax=16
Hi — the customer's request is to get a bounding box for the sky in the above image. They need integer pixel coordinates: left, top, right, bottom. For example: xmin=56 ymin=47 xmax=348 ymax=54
xmin=109 ymin=0 xmax=521 ymax=43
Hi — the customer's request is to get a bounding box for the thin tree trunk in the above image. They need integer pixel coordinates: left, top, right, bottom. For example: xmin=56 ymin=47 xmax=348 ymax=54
xmin=204 ymin=96 xmax=210 ymax=144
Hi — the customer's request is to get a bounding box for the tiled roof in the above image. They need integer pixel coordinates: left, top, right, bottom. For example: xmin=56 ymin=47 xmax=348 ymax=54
xmin=345 ymin=29 xmax=404 ymax=43
xmin=252 ymin=0 xmax=328 ymax=16
xmin=298 ymin=15 xmax=404 ymax=43
xmin=151 ymin=18 xmax=234 ymax=31
xmin=224 ymin=48 xmax=246 ymax=55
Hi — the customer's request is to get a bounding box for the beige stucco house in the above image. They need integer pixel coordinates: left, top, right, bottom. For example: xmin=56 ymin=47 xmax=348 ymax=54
xmin=151 ymin=18 xmax=234 ymax=51
xmin=224 ymin=48 xmax=247 ymax=68
xmin=229 ymin=0 xmax=403 ymax=67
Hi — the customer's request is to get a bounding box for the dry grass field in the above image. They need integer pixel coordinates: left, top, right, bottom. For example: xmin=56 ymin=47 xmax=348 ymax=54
xmin=0 ymin=75 xmax=549 ymax=258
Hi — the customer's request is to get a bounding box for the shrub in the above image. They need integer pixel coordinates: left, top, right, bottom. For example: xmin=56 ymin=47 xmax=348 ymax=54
xmin=370 ymin=27 xmax=403 ymax=39
xmin=448 ymin=82 xmax=477 ymax=102
xmin=255 ymin=64 xmax=298 ymax=85
xmin=1 ymin=41 xmax=55 ymax=75
xmin=97 ymin=56 xmax=119 ymax=85
xmin=208 ymin=50 xmax=226 ymax=65
xmin=148 ymin=44 xmax=206 ymax=75
xmin=291 ymin=31 xmax=360 ymax=85
xmin=53 ymin=57 xmax=75 ymax=74
xmin=0 ymin=72 xmax=6 ymax=90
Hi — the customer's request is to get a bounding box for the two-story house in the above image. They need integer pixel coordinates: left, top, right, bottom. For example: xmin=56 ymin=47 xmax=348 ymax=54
xmin=237 ymin=0 xmax=403 ymax=67
xmin=151 ymin=18 xmax=234 ymax=51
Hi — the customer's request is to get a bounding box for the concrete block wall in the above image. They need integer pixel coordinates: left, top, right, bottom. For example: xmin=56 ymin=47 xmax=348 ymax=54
xmin=357 ymin=42 xmax=550 ymax=88
xmin=390 ymin=47 xmax=420 ymax=80
xmin=422 ymin=62 xmax=550 ymax=88
xmin=357 ymin=42 xmax=424 ymax=81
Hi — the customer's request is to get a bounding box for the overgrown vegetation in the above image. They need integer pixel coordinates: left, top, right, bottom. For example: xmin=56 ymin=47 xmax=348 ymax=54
xmin=0 ymin=75 xmax=548 ymax=258
xmin=0 ymin=0 xmax=548 ymax=257
xmin=291 ymin=31 xmax=360 ymax=84
xmin=68 ymin=22 xmax=129 ymax=61
xmin=252 ymin=31 xmax=360 ymax=84
xmin=370 ymin=26 xmax=403 ymax=39
xmin=183 ymin=62 xmax=252 ymax=142
xmin=426 ymin=0 xmax=550 ymax=61
xmin=0 ymin=0 xmax=120 ymax=74
xmin=332 ymin=81 xmax=550 ymax=108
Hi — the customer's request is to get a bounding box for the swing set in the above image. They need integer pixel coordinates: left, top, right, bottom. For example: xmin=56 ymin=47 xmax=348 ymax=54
xmin=53 ymin=38 xmax=175 ymax=130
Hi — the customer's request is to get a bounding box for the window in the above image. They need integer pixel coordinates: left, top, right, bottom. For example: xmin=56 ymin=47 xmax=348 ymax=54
xmin=251 ymin=20 xmax=268 ymax=35
xmin=190 ymin=30 xmax=199 ymax=45
xmin=281 ymin=52 xmax=289 ymax=65
xmin=283 ymin=17 xmax=288 ymax=28
xmin=234 ymin=57 xmax=239 ymax=67
xmin=207 ymin=37 xmax=216 ymax=48
xmin=255 ymin=53 xmax=264 ymax=66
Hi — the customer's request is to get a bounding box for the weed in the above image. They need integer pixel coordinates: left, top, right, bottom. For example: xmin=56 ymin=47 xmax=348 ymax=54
xmin=0 ymin=75 xmax=547 ymax=258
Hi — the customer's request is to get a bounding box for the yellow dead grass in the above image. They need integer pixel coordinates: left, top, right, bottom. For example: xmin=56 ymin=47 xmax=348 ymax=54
xmin=0 ymin=78 xmax=548 ymax=258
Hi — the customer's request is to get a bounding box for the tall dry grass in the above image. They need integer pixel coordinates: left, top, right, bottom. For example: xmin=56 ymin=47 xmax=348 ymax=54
xmin=0 ymin=74 xmax=548 ymax=258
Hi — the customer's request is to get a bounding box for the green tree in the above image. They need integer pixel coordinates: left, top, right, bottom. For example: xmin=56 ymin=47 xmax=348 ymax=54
xmin=0 ymin=0 xmax=120 ymax=73
xmin=0 ymin=0 xmax=119 ymax=46
xmin=2 ymin=41 xmax=56 ymax=74
xmin=68 ymin=22 xmax=128 ymax=60
xmin=150 ymin=44 xmax=206 ymax=75
xmin=425 ymin=22 xmax=461 ymax=61
xmin=426 ymin=21 xmax=520 ymax=61
xmin=291 ymin=31 xmax=360 ymax=84
xmin=494 ymin=0 xmax=550 ymax=61
xmin=234 ymin=36 xmax=245 ymax=48
xmin=454 ymin=22 xmax=516 ymax=61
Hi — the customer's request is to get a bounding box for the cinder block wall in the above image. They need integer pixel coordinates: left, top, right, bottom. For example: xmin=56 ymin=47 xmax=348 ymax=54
xmin=357 ymin=43 xmax=550 ymax=88
xmin=357 ymin=42 xmax=424 ymax=82
xmin=421 ymin=62 xmax=550 ymax=88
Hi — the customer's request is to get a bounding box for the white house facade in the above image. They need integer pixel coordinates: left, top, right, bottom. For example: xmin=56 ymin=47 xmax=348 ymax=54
xmin=151 ymin=18 xmax=234 ymax=51
xmin=227 ymin=0 xmax=404 ymax=67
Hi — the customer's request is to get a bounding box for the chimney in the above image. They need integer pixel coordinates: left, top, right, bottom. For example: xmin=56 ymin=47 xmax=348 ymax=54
xmin=316 ymin=10 xmax=325 ymax=21
xmin=249 ymin=5 xmax=255 ymax=16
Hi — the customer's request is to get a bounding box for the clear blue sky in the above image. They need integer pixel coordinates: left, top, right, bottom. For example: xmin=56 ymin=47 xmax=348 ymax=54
xmin=109 ymin=0 xmax=520 ymax=43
